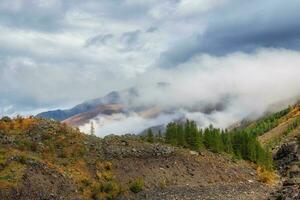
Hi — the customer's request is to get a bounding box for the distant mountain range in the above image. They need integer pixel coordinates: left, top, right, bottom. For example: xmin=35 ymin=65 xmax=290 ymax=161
xmin=36 ymin=86 xmax=167 ymax=132
xmin=36 ymin=90 xmax=127 ymax=121
xmin=36 ymin=83 xmax=230 ymax=134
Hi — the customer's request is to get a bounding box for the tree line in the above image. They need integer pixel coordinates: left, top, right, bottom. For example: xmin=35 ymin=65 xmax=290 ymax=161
xmin=145 ymin=120 xmax=272 ymax=170
xmin=243 ymin=107 xmax=291 ymax=137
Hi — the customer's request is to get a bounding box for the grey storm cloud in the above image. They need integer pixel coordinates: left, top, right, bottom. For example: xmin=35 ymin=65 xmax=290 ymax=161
xmin=157 ymin=0 xmax=300 ymax=68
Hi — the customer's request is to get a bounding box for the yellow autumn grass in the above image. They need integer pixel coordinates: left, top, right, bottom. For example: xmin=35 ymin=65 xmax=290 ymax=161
xmin=257 ymin=166 xmax=278 ymax=185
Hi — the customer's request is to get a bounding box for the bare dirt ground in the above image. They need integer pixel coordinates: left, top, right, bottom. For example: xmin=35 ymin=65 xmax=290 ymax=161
xmin=109 ymin=145 xmax=273 ymax=200
xmin=119 ymin=182 xmax=270 ymax=200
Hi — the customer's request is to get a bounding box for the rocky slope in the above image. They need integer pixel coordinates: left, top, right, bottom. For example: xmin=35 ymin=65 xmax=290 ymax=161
xmin=0 ymin=117 xmax=273 ymax=200
xmin=269 ymin=140 xmax=300 ymax=199
xmin=252 ymin=103 xmax=300 ymax=199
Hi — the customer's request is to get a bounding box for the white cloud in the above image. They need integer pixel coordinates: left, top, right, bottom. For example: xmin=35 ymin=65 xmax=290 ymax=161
xmin=176 ymin=0 xmax=228 ymax=16
xmin=0 ymin=0 xmax=300 ymax=137
xmin=76 ymin=48 xmax=300 ymax=136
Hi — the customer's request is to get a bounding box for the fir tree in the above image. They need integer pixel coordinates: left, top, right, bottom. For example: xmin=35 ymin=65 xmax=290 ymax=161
xmin=176 ymin=123 xmax=185 ymax=147
xmin=146 ymin=128 xmax=154 ymax=143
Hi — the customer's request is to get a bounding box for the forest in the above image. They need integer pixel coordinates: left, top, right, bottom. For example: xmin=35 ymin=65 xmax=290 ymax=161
xmin=145 ymin=119 xmax=273 ymax=170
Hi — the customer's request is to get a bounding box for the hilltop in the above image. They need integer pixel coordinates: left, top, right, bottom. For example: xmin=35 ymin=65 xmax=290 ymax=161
xmin=0 ymin=117 xmax=272 ymax=200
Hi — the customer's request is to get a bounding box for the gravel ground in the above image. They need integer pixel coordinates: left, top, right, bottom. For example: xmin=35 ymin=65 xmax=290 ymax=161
xmin=118 ymin=182 xmax=272 ymax=200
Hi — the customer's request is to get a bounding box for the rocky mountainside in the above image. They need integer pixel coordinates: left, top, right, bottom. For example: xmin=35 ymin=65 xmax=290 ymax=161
xmin=253 ymin=103 xmax=300 ymax=199
xmin=0 ymin=117 xmax=273 ymax=200
xmin=36 ymin=91 xmax=126 ymax=121
xmin=270 ymin=141 xmax=300 ymax=199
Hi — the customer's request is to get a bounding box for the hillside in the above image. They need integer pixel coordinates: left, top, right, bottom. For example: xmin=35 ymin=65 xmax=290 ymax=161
xmin=0 ymin=117 xmax=272 ymax=200
xmin=62 ymin=104 xmax=125 ymax=127
xmin=36 ymin=91 xmax=124 ymax=121
xmin=232 ymin=103 xmax=300 ymax=199
xmin=258 ymin=104 xmax=300 ymax=148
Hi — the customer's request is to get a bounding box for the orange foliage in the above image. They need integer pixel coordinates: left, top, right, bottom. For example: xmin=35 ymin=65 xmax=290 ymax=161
xmin=0 ymin=117 xmax=38 ymax=133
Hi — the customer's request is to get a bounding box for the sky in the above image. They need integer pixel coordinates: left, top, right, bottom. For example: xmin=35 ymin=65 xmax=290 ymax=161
xmin=1 ymin=0 xmax=300 ymax=134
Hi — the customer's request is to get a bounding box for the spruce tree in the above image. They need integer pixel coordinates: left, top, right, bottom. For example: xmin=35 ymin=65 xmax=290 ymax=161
xmin=184 ymin=120 xmax=192 ymax=148
xmin=146 ymin=128 xmax=154 ymax=143
xmin=189 ymin=121 xmax=203 ymax=150
xmin=165 ymin=122 xmax=177 ymax=145
xmin=176 ymin=123 xmax=185 ymax=147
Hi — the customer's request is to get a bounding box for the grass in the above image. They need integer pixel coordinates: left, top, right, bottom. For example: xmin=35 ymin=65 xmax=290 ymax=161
xmin=0 ymin=117 xmax=125 ymax=199
xmin=0 ymin=161 xmax=26 ymax=188
xmin=129 ymin=178 xmax=144 ymax=193
xmin=257 ymin=166 xmax=278 ymax=185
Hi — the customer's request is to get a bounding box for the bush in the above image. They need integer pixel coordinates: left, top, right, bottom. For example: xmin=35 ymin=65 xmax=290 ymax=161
xmin=129 ymin=178 xmax=144 ymax=193
xmin=103 ymin=161 xmax=112 ymax=170
xmin=257 ymin=167 xmax=278 ymax=185
xmin=100 ymin=181 xmax=120 ymax=199
xmin=1 ymin=116 xmax=11 ymax=122
xmin=101 ymin=171 xmax=113 ymax=181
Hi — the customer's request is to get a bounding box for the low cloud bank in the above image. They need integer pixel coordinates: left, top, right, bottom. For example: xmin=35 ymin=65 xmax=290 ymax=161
xmin=80 ymin=48 xmax=300 ymax=136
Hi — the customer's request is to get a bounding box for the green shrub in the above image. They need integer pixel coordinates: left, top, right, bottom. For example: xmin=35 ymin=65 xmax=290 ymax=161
xmin=101 ymin=181 xmax=120 ymax=193
xmin=98 ymin=180 xmax=121 ymax=199
xmin=129 ymin=178 xmax=144 ymax=193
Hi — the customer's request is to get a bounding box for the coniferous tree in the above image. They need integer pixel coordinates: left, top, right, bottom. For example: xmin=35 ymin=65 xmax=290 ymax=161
xmin=189 ymin=121 xmax=203 ymax=150
xmin=203 ymin=125 xmax=224 ymax=153
xmin=146 ymin=128 xmax=154 ymax=143
xmin=158 ymin=130 xmax=162 ymax=139
xmin=165 ymin=122 xmax=177 ymax=145
xmin=184 ymin=120 xmax=192 ymax=148
xmin=222 ymin=130 xmax=233 ymax=154
xmin=176 ymin=123 xmax=185 ymax=147
xmin=163 ymin=119 xmax=272 ymax=170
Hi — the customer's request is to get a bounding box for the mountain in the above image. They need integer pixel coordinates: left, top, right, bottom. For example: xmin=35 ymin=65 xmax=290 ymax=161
xmin=63 ymin=104 xmax=125 ymax=127
xmin=0 ymin=116 xmax=274 ymax=200
xmin=36 ymin=83 xmax=231 ymax=136
xmin=36 ymin=91 xmax=123 ymax=121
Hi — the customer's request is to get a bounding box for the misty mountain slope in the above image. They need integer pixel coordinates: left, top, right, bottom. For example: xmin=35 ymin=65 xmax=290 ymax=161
xmin=36 ymin=82 xmax=235 ymax=136
xmin=62 ymin=104 xmax=125 ymax=127
xmin=0 ymin=117 xmax=273 ymax=200
xmin=257 ymin=104 xmax=300 ymax=147
xmin=36 ymin=91 xmax=125 ymax=121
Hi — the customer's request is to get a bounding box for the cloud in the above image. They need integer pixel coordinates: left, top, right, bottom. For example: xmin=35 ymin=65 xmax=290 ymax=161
xmin=176 ymin=0 xmax=228 ymax=16
xmin=85 ymin=34 xmax=114 ymax=47
xmin=157 ymin=0 xmax=300 ymax=68
xmin=77 ymin=48 xmax=300 ymax=136
xmin=0 ymin=0 xmax=66 ymax=31
xmin=1 ymin=0 xmax=300 ymax=136
xmin=80 ymin=112 xmax=181 ymax=136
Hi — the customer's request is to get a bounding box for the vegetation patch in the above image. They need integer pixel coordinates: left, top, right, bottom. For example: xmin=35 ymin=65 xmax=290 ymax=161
xmin=243 ymin=107 xmax=291 ymax=137
xmin=154 ymin=120 xmax=273 ymax=170
xmin=0 ymin=161 xmax=26 ymax=188
xmin=129 ymin=178 xmax=144 ymax=193
xmin=257 ymin=166 xmax=278 ymax=185
xmin=283 ymin=116 xmax=300 ymax=136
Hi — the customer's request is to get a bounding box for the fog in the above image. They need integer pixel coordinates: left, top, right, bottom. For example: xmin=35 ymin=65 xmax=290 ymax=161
xmin=80 ymin=48 xmax=300 ymax=136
